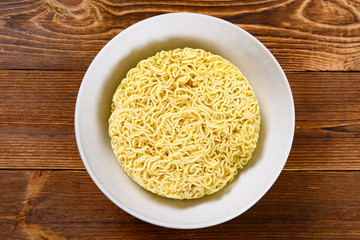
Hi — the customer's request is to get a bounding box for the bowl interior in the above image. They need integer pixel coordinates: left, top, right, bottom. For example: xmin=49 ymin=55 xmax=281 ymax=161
xmin=75 ymin=13 xmax=295 ymax=229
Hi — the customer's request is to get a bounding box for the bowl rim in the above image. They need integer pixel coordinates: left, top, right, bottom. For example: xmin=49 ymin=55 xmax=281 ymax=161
xmin=75 ymin=12 xmax=295 ymax=229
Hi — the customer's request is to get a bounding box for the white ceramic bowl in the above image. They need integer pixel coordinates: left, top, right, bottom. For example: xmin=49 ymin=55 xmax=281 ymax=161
xmin=75 ymin=13 xmax=295 ymax=229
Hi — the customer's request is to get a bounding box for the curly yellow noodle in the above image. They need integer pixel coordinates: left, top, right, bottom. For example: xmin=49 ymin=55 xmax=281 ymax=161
xmin=109 ymin=48 xmax=260 ymax=199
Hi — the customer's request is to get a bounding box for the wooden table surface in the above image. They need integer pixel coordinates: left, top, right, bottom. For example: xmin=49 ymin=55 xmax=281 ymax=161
xmin=1 ymin=0 xmax=360 ymax=239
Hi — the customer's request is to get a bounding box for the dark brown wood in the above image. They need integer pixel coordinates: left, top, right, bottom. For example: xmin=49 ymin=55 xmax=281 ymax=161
xmin=0 ymin=70 xmax=83 ymax=169
xmin=0 ymin=0 xmax=360 ymax=71
xmin=0 ymin=170 xmax=359 ymax=239
xmin=0 ymin=70 xmax=359 ymax=170
xmin=287 ymin=72 xmax=360 ymax=170
xmin=1 ymin=1 xmax=359 ymax=238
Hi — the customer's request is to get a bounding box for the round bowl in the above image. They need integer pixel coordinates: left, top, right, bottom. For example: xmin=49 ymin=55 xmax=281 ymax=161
xmin=75 ymin=13 xmax=295 ymax=229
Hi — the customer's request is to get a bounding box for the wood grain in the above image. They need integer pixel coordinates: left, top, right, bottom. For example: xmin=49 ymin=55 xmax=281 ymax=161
xmin=287 ymin=71 xmax=360 ymax=170
xmin=1 ymin=70 xmax=359 ymax=170
xmin=0 ymin=70 xmax=82 ymax=169
xmin=1 ymin=1 xmax=359 ymax=239
xmin=0 ymin=170 xmax=359 ymax=239
xmin=0 ymin=0 xmax=360 ymax=71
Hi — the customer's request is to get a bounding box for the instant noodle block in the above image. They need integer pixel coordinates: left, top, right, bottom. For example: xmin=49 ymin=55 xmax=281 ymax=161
xmin=109 ymin=48 xmax=260 ymax=199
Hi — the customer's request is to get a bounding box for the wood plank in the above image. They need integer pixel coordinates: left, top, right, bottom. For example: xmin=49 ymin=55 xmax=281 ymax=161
xmin=0 ymin=70 xmax=83 ymax=169
xmin=0 ymin=170 xmax=359 ymax=239
xmin=286 ymin=72 xmax=360 ymax=170
xmin=0 ymin=70 xmax=359 ymax=169
xmin=0 ymin=0 xmax=360 ymax=71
